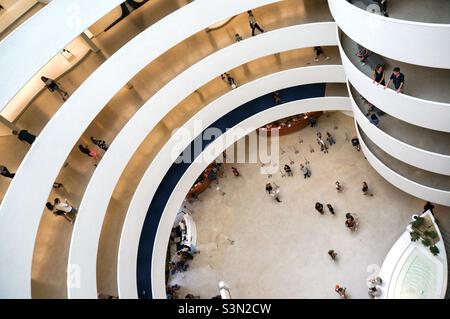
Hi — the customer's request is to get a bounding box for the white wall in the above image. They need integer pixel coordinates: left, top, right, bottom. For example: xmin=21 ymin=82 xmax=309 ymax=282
xmin=149 ymin=97 xmax=351 ymax=298
xmin=69 ymin=22 xmax=339 ymax=299
xmin=328 ymin=0 xmax=450 ymax=69
xmin=338 ymin=37 xmax=450 ymax=133
xmin=117 ymin=69 xmax=347 ymax=298
xmin=357 ymin=125 xmax=450 ymax=206
xmin=350 ymin=83 xmax=450 ymax=175
xmin=0 ymin=0 xmax=281 ymax=299
xmin=0 ymin=0 xmax=124 ymax=112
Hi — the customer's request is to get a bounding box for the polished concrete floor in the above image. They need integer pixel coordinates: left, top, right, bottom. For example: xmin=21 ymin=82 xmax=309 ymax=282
xmin=341 ymin=32 xmax=450 ymax=104
xmin=167 ymin=112 xmax=450 ymax=299
xmin=350 ymin=85 xmax=450 ymax=155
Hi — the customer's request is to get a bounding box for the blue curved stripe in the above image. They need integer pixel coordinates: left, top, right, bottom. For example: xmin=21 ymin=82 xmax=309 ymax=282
xmin=137 ymin=83 xmax=326 ymax=298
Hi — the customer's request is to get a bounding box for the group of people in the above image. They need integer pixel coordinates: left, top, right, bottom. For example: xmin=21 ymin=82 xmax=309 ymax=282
xmin=317 ymin=131 xmax=336 ymax=154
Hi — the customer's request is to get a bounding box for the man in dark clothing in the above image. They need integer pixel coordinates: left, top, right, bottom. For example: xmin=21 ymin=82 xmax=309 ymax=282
xmin=385 ymin=67 xmax=405 ymax=93
xmin=13 ymin=129 xmax=36 ymax=145
xmin=1 ymin=165 xmax=15 ymax=179
xmin=248 ymin=10 xmax=264 ymax=36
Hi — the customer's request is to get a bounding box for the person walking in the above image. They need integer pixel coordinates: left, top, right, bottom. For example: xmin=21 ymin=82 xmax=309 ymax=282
xmin=231 ymin=167 xmax=240 ymax=176
xmin=0 ymin=165 xmax=15 ymax=179
xmin=385 ymin=67 xmax=405 ymax=94
xmin=308 ymin=115 xmax=317 ymax=127
xmin=326 ymin=132 xmax=335 ymax=146
xmin=362 ymin=181 xmax=373 ymax=196
xmin=327 ymin=204 xmax=335 ymax=215
xmin=284 ymin=164 xmax=293 ymax=177
xmin=266 ymin=183 xmax=281 ymax=203
xmin=315 ymin=202 xmax=324 ymax=214
xmin=314 ymin=46 xmax=330 ymax=62
xmin=247 ymin=10 xmax=264 ymax=36
xmin=12 ymin=129 xmax=36 ymax=145
xmin=41 ymin=76 xmax=69 ymax=101
xmin=46 ymin=198 xmax=77 ymax=224
xmin=335 ymin=181 xmax=344 ymax=192
xmin=90 ymin=137 xmax=109 ymax=151
xmin=300 ymin=164 xmax=311 ymax=179
xmin=372 ymin=64 xmax=386 ymax=86
xmin=221 ymin=73 xmax=237 ymax=89
xmin=78 ymin=144 xmax=100 ymax=163
xmin=335 ymin=285 xmax=348 ymax=299
xmin=351 ymin=137 xmax=361 ymax=151
xmin=328 ymin=250 xmax=337 ymax=261
xmin=345 ymin=213 xmax=356 ymax=231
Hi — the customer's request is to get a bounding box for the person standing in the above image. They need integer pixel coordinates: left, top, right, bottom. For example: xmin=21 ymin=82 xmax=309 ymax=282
xmin=231 ymin=167 xmax=240 ymax=176
xmin=300 ymin=164 xmax=310 ymax=179
xmin=328 ymin=250 xmax=337 ymax=261
xmin=0 ymin=165 xmax=15 ymax=179
xmin=235 ymin=33 xmax=243 ymax=42
xmin=247 ymin=10 xmax=264 ymax=36
xmin=327 ymin=204 xmax=335 ymax=215
xmin=12 ymin=129 xmax=36 ymax=145
xmin=372 ymin=64 xmax=386 ymax=86
xmin=315 ymin=202 xmax=324 ymax=214
xmin=335 ymin=181 xmax=344 ymax=192
xmin=362 ymin=181 xmax=374 ymax=196
xmin=90 ymin=137 xmax=109 ymax=151
xmin=351 ymin=137 xmax=361 ymax=151
xmin=335 ymin=285 xmax=348 ymax=299
xmin=79 ymin=144 xmax=99 ymax=160
xmin=385 ymin=67 xmax=405 ymax=94
xmin=41 ymin=76 xmax=69 ymax=101
xmin=284 ymin=164 xmax=293 ymax=177
xmin=308 ymin=115 xmax=317 ymax=127
xmin=326 ymin=132 xmax=336 ymax=146
xmin=273 ymin=92 xmax=282 ymax=105
xmin=375 ymin=0 xmax=388 ymax=16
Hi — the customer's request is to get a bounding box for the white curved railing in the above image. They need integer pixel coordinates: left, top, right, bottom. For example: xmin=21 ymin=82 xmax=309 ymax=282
xmin=117 ymin=70 xmax=347 ymax=298
xmin=0 ymin=0 xmax=124 ymax=112
xmin=377 ymin=211 xmax=447 ymax=299
xmin=68 ymin=22 xmax=339 ymax=299
xmin=337 ymin=32 xmax=450 ymax=133
xmin=0 ymin=0 xmax=280 ymax=299
xmin=357 ymin=125 xmax=450 ymax=206
xmin=145 ymin=97 xmax=352 ymax=298
xmin=350 ymin=83 xmax=450 ymax=175
xmin=328 ymin=0 xmax=450 ymax=69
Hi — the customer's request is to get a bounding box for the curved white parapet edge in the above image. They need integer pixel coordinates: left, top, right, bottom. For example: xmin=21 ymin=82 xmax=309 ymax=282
xmin=0 ymin=0 xmax=281 ymax=299
xmin=117 ymin=68 xmax=347 ymax=298
xmin=148 ymin=97 xmax=352 ymax=298
xmin=356 ymin=124 xmax=450 ymax=206
xmin=0 ymin=0 xmax=124 ymax=112
xmin=349 ymin=82 xmax=450 ymax=175
xmin=377 ymin=211 xmax=447 ymax=299
xmin=327 ymin=0 xmax=450 ymax=69
xmin=69 ymin=22 xmax=339 ymax=299
xmin=337 ymin=28 xmax=450 ymax=133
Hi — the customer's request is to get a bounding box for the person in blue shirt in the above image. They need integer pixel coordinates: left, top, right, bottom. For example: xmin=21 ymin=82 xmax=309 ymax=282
xmin=385 ymin=67 xmax=405 ymax=93
xmin=369 ymin=113 xmax=380 ymax=126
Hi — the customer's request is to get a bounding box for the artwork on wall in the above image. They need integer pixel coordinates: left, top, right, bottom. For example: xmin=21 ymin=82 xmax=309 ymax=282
xmin=104 ymin=0 xmax=149 ymax=32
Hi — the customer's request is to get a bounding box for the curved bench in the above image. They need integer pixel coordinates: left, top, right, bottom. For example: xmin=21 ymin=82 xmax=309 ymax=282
xmin=116 ymin=66 xmax=347 ymax=298
xmin=0 ymin=0 xmax=280 ymax=298
xmin=68 ymin=22 xmax=338 ymax=299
